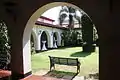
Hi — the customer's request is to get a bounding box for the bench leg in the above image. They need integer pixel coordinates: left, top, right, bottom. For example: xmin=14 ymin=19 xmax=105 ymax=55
xmin=53 ymin=64 xmax=55 ymax=69
xmin=50 ymin=64 xmax=55 ymax=71
xmin=77 ymin=65 xmax=80 ymax=73
xmin=50 ymin=64 xmax=53 ymax=71
xmin=50 ymin=65 xmax=51 ymax=71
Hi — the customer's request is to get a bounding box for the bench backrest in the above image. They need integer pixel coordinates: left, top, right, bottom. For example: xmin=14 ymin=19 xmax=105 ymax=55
xmin=49 ymin=56 xmax=80 ymax=66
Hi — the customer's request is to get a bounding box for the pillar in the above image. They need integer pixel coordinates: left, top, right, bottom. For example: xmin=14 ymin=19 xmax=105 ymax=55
xmin=35 ymin=35 xmax=41 ymax=53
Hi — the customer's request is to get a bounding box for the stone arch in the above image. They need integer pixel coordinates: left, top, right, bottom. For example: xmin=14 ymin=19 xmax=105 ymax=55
xmin=22 ymin=2 xmax=99 ymax=77
xmin=40 ymin=30 xmax=51 ymax=49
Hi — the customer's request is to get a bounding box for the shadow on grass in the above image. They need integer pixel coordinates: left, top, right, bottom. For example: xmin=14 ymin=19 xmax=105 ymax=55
xmin=43 ymin=70 xmax=78 ymax=80
xmin=54 ymin=46 xmax=72 ymax=50
xmin=53 ymin=46 xmax=80 ymax=50
xmin=54 ymin=47 xmax=67 ymax=50
xmin=88 ymin=72 xmax=99 ymax=79
xmin=70 ymin=51 xmax=91 ymax=57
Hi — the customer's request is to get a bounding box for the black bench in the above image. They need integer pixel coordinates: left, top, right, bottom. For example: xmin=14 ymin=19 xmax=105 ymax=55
xmin=48 ymin=56 xmax=81 ymax=73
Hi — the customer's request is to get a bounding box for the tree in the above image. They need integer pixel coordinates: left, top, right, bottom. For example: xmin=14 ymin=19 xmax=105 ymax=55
xmin=93 ymin=25 xmax=99 ymax=46
xmin=0 ymin=20 xmax=11 ymax=69
xmin=81 ymin=13 xmax=95 ymax=52
xmin=59 ymin=6 xmax=68 ymax=26
xmin=59 ymin=6 xmax=80 ymax=28
xmin=59 ymin=6 xmax=98 ymax=52
xmin=59 ymin=6 xmax=82 ymax=46
xmin=61 ymin=29 xmax=80 ymax=47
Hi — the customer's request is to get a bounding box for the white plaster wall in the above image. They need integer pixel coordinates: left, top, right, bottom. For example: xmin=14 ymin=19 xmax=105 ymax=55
xmin=32 ymin=25 xmax=63 ymax=50
xmin=31 ymin=30 xmax=39 ymax=50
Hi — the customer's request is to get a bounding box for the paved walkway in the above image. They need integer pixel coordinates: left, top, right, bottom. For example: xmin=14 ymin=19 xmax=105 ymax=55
xmin=32 ymin=69 xmax=83 ymax=80
xmin=21 ymin=75 xmax=69 ymax=80
xmin=32 ymin=70 xmax=98 ymax=80
xmin=0 ymin=69 xmax=98 ymax=80
xmin=0 ymin=69 xmax=11 ymax=79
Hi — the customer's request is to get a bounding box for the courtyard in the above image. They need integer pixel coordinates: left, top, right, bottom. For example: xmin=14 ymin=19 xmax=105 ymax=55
xmin=31 ymin=47 xmax=99 ymax=79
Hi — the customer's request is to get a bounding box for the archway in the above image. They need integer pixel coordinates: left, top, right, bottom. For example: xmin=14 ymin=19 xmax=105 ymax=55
xmin=40 ymin=31 xmax=48 ymax=50
xmin=23 ymin=2 xmax=99 ymax=79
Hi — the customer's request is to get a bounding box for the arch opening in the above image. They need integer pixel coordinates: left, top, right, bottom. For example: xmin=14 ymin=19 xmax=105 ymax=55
xmin=53 ymin=32 xmax=59 ymax=47
xmin=40 ymin=31 xmax=49 ymax=50
xmin=23 ymin=2 xmax=99 ymax=78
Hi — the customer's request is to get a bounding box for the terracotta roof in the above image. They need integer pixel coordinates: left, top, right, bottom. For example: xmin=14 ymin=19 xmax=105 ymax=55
xmin=35 ymin=21 xmax=67 ymax=29
xmin=35 ymin=21 xmax=81 ymax=29
xmin=40 ymin=16 xmax=55 ymax=22
xmin=36 ymin=16 xmax=81 ymax=29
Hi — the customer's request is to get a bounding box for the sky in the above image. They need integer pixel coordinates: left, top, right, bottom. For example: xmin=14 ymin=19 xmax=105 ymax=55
xmin=42 ymin=6 xmax=62 ymax=25
xmin=42 ymin=6 xmax=82 ymax=25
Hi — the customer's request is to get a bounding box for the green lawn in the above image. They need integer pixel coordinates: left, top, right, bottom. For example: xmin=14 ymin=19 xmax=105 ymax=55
xmin=31 ymin=47 xmax=99 ymax=76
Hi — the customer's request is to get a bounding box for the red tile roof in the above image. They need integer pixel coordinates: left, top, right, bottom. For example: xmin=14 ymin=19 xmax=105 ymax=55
xmin=40 ymin=16 xmax=55 ymax=22
xmin=36 ymin=16 xmax=81 ymax=29
xmin=35 ymin=21 xmax=67 ymax=29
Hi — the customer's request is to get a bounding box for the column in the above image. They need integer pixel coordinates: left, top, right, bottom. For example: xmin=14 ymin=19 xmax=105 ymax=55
xmin=53 ymin=37 xmax=57 ymax=48
xmin=35 ymin=36 xmax=41 ymax=52
xmin=53 ymin=40 xmax=57 ymax=48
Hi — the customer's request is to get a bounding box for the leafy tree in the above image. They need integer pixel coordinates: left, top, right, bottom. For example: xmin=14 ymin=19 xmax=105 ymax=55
xmin=81 ymin=13 xmax=95 ymax=52
xmin=61 ymin=29 xmax=81 ymax=47
xmin=59 ymin=6 xmax=84 ymax=47
xmin=93 ymin=25 xmax=99 ymax=46
xmin=59 ymin=6 xmax=98 ymax=50
xmin=59 ymin=6 xmax=81 ymax=29
xmin=0 ymin=20 xmax=11 ymax=69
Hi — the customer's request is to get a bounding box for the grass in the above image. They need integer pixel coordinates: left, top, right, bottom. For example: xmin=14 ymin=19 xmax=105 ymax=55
xmin=31 ymin=47 xmax=99 ymax=76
